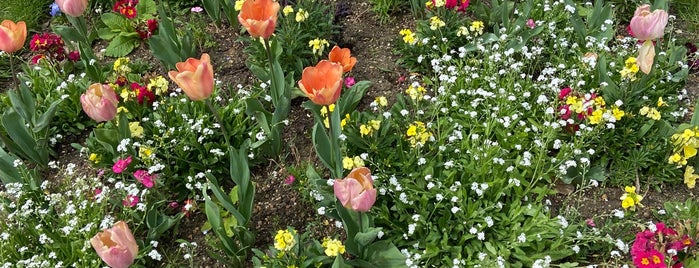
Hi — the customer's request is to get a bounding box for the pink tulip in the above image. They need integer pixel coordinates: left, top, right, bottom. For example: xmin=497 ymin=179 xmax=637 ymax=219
xmin=168 ymin=53 xmax=214 ymax=101
xmin=55 ymin=0 xmax=89 ymax=17
xmin=526 ymin=19 xmax=536 ymax=29
xmin=333 ymin=167 xmax=377 ymax=212
xmin=90 ymin=221 xmax=138 ymax=268
xmin=81 ymin=83 xmax=118 ymax=122
xmin=638 ymin=40 xmax=656 ymax=74
xmin=629 ymin=5 xmax=668 ymax=41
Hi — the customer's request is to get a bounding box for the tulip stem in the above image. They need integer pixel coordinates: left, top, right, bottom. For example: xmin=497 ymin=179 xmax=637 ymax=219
xmin=205 ymin=99 xmax=231 ymax=148
xmin=8 ymin=54 xmax=19 ymax=91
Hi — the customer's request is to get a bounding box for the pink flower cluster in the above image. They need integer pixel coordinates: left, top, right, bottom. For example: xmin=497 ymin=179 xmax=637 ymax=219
xmin=631 ymin=222 xmax=696 ymax=268
xmin=113 ymin=0 xmax=138 ymax=19
xmin=29 ymin=32 xmax=79 ymax=64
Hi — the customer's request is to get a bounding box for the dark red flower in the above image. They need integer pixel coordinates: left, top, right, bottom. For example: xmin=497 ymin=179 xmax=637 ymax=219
xmin=68 ymin=50 xmax=80 ymax=61
xmin=30 ymin=54 xmax=45 ymax=64
xmin=131 ymin=82 xmax=155 ymax=104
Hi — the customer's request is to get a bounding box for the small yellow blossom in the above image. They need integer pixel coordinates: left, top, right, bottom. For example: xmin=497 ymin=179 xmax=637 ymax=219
xmin=612 ymin=107 xmax=625 ymax=120
xmin=406 ymin=121 xmax=432 ymax=147
xmin=147 ymin=76 xmax=169 ymax=96
xmin=283 ymin=6 xmax=293 ymax=16
xmin=129 ymin=122 xmax=144 ymax=138
xmin=375 ymin=96 xmax=388 ymax=107
xmin=342 ymin=157 xmax=354 ymax=170
xmin=89 ymin=153 xmax=100 ymax=164
xmin=619 ymin=186 xmax=643 ymax=210
xmin=456 ymin=26 xmax=469 ymax=37
xmin=320 ymin=104 xmax=335 ymax=117
xmin=406 ymin=84 xmax=426 ymax=100
xmin=308 ymin=38 xmax=329 ymax=55
xmin=399 ymin=29 xmax=416 ymax=45
xmin=430 ymin=16 xmax=446 ymax=30
xmin=368 ymin=120 xmax=381 ymax=130
xmin=588 ymin=109 xmax=604 ymax=125
xmin=432 ymin=0 xmax=445 ymax=7
xmin=620 ymin=57 xmax=639 ymax=81
xmin=322 ymin=238 xmax=346 ymax=257
xmin=469 ymin=21 xmax=484 ymax=35
xmin=113 ymin=57 xmax=131 ymax=74
xmin=234 ymin=0 xmax=244 ymax=11
xmin=353 ymin=156 xmax=364 ymax=167
xmin=139 ymin=146 xmax=153 ymax=159
xmin=295 ymin=8 xmax=309 ymax=22
xmin=657 ymin=97 xmax=666 ymax=107
xmin=684 ymin=166 xmax=698 ymax=189
xmin=425 ymin=0 xmax=434 ymax=8
xmin=360 ymin=124 xmax=372 ymax=136
xmin=117 ymin=107 xmax=129 ymax=114
xmin=274 ymin=229 xmax=296 ymax=252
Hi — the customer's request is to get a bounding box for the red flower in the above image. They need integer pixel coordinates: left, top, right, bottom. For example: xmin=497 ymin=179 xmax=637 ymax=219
xmin=30 ymin=54 xmax=45 ymax=64
xmin=113 ymin=0 xmax=139 ymax=19
xmin=68 ymin=50 xmax=80 ymax=61
xmin=133 ymin=169 xmax=155 ymax=188
xmin=112 ymin=156 xmax=132 ymax=174
xmin=131 ymin=82 xmax=155 ymax=104
xmin=122 ymin=194 xmax=139 ymax=207
xmin=559 ymin=87 xmax=572 ymax=99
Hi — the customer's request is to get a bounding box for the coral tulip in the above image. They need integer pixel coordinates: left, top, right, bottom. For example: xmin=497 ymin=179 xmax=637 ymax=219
xmin=168 ymin=53 xmax=214 ymax=101
xmin=0 ymin=20 xmax=27 ymax=53
xmin=328 ymin=45 xmax=357 ymax=73
xmin=81 ymin=83 xmax=119 ymax=122
xmin=55 ymin=0 xmax=89 ymax=17
xmin=237 ymin=0 xmax=280 ymax=39
xmin=333 ymin=167 xmax=377 ymax=212
xmin=299 ymin=60 xmax=343 ymax=106
xmin=629 ymin=4 xmax=668 ymax=41
xmin=90 ymin=221 xmax=138 ymax=268
xmin=638 ymin=40 xmax=655 ymax=74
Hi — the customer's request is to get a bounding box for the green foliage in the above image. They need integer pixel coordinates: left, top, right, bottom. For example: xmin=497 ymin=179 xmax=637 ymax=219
xmin=147 ymin=3 xmax=198 ymax=70
xmin=96 ymin=0 xmax=157 ymax=57
xmin=368 ymin=0 xmax=408 ymax=23
xmin=0 ymin=0 xmax=53 ymax=31
xmin=202 ymin=0 xmax=239 ymax=28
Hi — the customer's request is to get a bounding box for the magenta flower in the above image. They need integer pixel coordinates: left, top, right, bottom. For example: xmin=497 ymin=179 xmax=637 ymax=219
xmin=133 ymin=169 xmax=155 ymax=188
xmin=526 ymin=19 xmax=535 ymax=29
xmin=284 ymin=175 xmax=295 ymax=185
xmin=112 ymin=156 xmax=132 ymax=174
xmin=122 ymin=195 xmax=139 ymax=207
xmin=344 ymin=76 xmax=356 ymax=88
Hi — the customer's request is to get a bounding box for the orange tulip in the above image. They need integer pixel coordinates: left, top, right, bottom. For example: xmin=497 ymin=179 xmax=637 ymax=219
xmin=81 ymin=83 xmax=118 ymax=122
xmin=333 ymin=167 xmax=377 ymax=212
xmin=168 ymin=53 xmax=215 ymax=101
xmin=237 ymin=0 xmax=280 ymax=39
xmin=328 ymin=46 xmax=357 ymax=73
xmin=298 ymin=60 xmax=343 ymax=106
xmin=55 ymin=0 xmax=89 ymax=17
xmin=90 ymin=221 xmax=139 ymax=268
xmin=0 ymin=20 xmax=27 ymax=53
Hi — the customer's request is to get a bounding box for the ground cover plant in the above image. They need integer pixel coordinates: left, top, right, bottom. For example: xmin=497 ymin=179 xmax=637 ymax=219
xmin=0 ymin=0 xmax=698 ymax=267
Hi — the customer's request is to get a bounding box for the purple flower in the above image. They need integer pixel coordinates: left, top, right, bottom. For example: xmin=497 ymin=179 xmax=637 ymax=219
xmin=49 ymin=3 xmax=62 ymax=17
xmin=284 ymin=175 xmax=295 ymax=185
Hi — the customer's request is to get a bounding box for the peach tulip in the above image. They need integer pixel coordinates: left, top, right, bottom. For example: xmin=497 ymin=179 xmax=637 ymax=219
xmin=638 ymin=40 xmax=655 ymax=74
xmin=81 ymin=83 xmax=118 ymax=122
xmin=333 ymin=167 xmax=377 ymax=212
xmin=55 ymin=0 xmax=89 ymax=17
xmin=90 ymin=221 xmax=138 ymax=268
xmin=168 ymin=53 xmax=214 ymax=101
xmin=237 ymin=0 xmax=280 ymax=39
xmin=328 ymin=45 xmax=357 ymax=73
xmin=0 ymin=20 xmax=27 ymax=53
xmin=298 ymin=60 xmax=343 ymax=106
xmin=629 ymin=5 xmax=668 ymax=41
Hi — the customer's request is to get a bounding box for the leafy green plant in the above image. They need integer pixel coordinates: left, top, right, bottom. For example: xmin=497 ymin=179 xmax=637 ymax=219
xmin=148 ymin=2 xmax=198 ymax=70
xmin=97 ymin=0 xmax=157 ymax=57
xmin=202 ymin=0 xmax=239 ymax=29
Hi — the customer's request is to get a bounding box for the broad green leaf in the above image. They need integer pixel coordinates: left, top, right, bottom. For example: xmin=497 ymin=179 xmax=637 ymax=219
xmin=105 ymin=35 xmax=137 ymax=57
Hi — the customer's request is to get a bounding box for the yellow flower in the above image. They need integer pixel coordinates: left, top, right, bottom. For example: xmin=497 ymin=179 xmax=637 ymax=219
xmin=406 ymin=85 xmax=426 ymax=100
xmin=353 ymin=156 xmax=364 ymax=168
xmin=322 ymin=238 xmax=346 ymax=257
xmin=399 ymin=29 xmax=416 ymax=45
xmin=360 ymin=124 xmax=372 ymax=136
xmin=612 ymin=107 xmax=625 ymax=120
xmin=147 ymin=76 xmax=169 ymax=96
xmin=406 ymin=121 xmax=431 ymax=147
xmin=429 ymin=16 xmax=446 ymax=30
xmin=295 ymin=8 xmax=309 ymax=22
xmin=647 ymin=108 xmax=661 ymax=120
xmin=683 ymin=145 xmax=697 ymax=159
xmin=625 ymin=57 xmax=637 ymax=68
xmin=620 ymin=186 xmax=643 ymax=210
xmin=432 ymin=0 xmax=445 ymax=7
xmin=234 ymin=0 xmax=244 ymax=11
xmin=139 ymin=147 xmax=153 ymax=159
xmin=340 ymin=114 xmax=350 ymax=129
xmin=320 ymin=104 xmax=335 ymax=117
xmin=657 ymin=97 xmax=666 ymax=107
xmin=282 ymin=6 xmax=293 ymax=16
xmin=308 ymin=38 xmax=329 ymax=55
xmin=120 ymin=88 xmax=133 ymax=101
xmin=406 ymin=125 xmax=417 ymax=137
xmin=342 ymin=157 xmax=354 ymax=170
xmin=425 ymin=1 xmax=433 ymax=8
xmin=684 ymin=166 xmax=698 ymax=189
xmin=456 ymin=26 xmax=469 ymax=37
xmin=89 ymin=153 xmax=100 ymax=164
xmin=117 ymin=107 xmax=129 ymax=114
xmin=639 ymin=106 xmax=650 ymax=115
xmin=113 ymin=57 xmax=131 ymax=74
xmin=593 ymin=96 xmax=605 ymax=107
xmin=588 ymin=109 xmax=604 ymax=125
xmin=621 ymin=196 xmax=635 ymax=209
xmin=668 ymin=153 xmax=683 ymax=165
xmin=368 ymin=120 xmax=381 ymax=130
xmin=129 ymin=122 xmax=144 ymax=138
xmin=273 ymin=230 xmax=296 ymax=252
xmin=624 ymin=186 xmax=636 ymax=193
xmin=470 ymin=21 xmax=484 ymax=35
xmin=375 ymin=96 xmax=388 ymax=107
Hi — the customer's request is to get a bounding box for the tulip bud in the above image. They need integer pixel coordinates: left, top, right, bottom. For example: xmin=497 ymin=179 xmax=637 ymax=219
xmin=81 ymin=83 xmax=119 ymax=122
xmin=333 ymin=167 xmax=377 ymax=212
xmin=55 ymin=0 xmax=89 ymax=17
xmin=237 ymin=0 xmax=280 ymax=39
xmin=328 ymin=46 xmax=357 ymax=73
xmin=90 ymin=221 xmax=138 ymax=268
xmin=0 ymin=20 xmax=27 ymax=53
xmin=168 ymin=53 xmax=214 ymax=101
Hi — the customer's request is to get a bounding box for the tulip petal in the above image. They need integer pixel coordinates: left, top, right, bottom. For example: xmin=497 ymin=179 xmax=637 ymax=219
xmin=638 ymin=40 xmax=655 ymax=74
